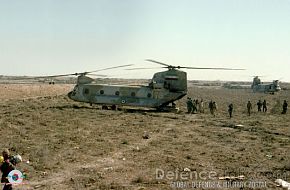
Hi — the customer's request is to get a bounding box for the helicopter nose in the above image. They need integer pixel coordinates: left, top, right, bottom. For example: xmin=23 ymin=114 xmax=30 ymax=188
xmin=68 ymin=91 xmax=73 ymax=99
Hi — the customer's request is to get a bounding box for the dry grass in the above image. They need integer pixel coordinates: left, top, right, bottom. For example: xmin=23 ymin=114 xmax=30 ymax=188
xmin=0 ymin=82 xmax=289 ymax=190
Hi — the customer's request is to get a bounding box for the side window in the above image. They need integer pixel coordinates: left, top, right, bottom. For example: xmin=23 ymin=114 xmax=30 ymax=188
xmin=131 ymin=92 xmax=136 ymax=97
xmin=147 ymin=93 xmax=152 ymax=98
xmin=84 ymin=88 xmax=90 ymax=95
xmin=100 ymin=90 xmax=104 ymax=95
xmin=115 ymin=91 xmax=120 ymax=96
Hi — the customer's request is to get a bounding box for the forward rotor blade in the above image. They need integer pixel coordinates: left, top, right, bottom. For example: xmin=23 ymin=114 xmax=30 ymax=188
xmin=12 ymin=64 xmax=133 ymax=79
xmin=5 ymin=76 xmax=36 ymax=80
xmin=87 ymin=64 xmax=134 ymax=73
xmin=7 ymin=74 xmax=75 ymax=80
xmin=31 ymin=73 xmax=77 ymax=78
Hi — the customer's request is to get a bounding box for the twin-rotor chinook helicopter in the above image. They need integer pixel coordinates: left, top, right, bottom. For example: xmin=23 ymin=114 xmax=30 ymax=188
xmin=251 ymin=76 xmax=281 ymax=94
xmin=40 ymin=59 xmax=242 ymax=111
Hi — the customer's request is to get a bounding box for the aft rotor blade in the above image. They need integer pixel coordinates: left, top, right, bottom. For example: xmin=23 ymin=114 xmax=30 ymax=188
xmin=86 ymin=74 xmax=108 ymax=77
xmin=146 ymin=59 xmax=244 ymax=70
xmin=145 ymin=59 xmax=171 ymax=67
xmin=251 ymin=75 xmax=266 ymax=77
xmin=87 ymin=64 xmax=134 ymax=73
xmin=125 ymin=67 xmax=162 ymax=70
xmin=183 ymin=66 xmax=245 ymax=70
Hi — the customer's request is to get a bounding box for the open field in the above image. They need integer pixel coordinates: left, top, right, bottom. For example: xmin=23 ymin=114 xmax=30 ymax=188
xmin=0 ymin=82 xmax=289 ymax=190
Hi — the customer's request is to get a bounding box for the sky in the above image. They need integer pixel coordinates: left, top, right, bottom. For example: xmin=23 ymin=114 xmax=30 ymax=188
xmin=0 ymin=0 xmax=289 ymax=81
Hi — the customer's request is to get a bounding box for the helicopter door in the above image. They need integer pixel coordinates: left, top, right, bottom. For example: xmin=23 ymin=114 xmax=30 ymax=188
xmin=164 ymin=76 xmax=177 ymax=90
xmin=83 ymin=88 xmax=91 ymax=98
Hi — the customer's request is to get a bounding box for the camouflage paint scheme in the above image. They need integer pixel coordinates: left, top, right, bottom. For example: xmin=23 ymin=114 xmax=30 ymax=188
xmin=251 ymin=76 xmax=281 ymax=94
xmin=68 ymin=69 xmax=187 ymax=109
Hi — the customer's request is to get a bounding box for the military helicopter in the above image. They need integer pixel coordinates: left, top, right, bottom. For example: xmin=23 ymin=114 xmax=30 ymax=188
xmin=62 ymin=59 xmax=243 ymax=111
xmin=251 ymin=76 xmax=281 ymax=94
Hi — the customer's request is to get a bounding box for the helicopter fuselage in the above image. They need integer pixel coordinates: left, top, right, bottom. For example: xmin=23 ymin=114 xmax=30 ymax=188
xmin=252 ymin=83 xmax=281 ymax=94
xmin=68 ymin=84 xmax=186 ymax=108
xmin=251 ymin=77 xmax=281 ymax=94
xmin=67 ymin=69 xmax=187 ymax=109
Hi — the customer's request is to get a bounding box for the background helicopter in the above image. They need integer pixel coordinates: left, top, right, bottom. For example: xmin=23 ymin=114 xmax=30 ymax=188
xmin=251 ymin=76 xmax=281 ymax=94
xmin=55 ymin=59 xmax=242 ymax=111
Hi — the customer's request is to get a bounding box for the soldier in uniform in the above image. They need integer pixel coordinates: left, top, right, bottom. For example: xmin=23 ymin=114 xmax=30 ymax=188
xmin=282 ymin=100 xmax=288 ymax=114
xmin=0 ymin=149 xmax=14 ymax=190
xmin=192 ymin=101 xmax=197 ymax=113
xmin=228 ymin=103 xmax=234 ymax=118
xmin=199 ymin=99 xmax=205 ymax=113
xmin=209 ymin=100 xmax=213 ymax=115
xmin=262 ymin=100 xmax=267 ymax=112
xmin=195 ymin=99 xmax=199 ymax=112
xmin=212 ymin=101 xmax=217 ymax=117
xmin=191 ymin=99 xmax=196 ymax=113
xmin=257 ymin=100 xmax=262 ymax=112
xmin=186 ymin=97 xmax=193 ymax=114
xmin=247 ymin=101 xmax=252 ymax=116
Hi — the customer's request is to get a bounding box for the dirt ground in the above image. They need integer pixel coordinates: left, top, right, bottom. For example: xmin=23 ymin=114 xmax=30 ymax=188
xmin=0 ymin=83 xmax=289 ymax=190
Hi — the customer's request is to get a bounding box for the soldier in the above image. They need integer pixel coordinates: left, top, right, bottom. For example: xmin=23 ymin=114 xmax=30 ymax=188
xmin=282 ymin=100 xmax=288 ymax=114
xmin=228 ymin=103 xmax=234 ymax=118
xmin=191 ymin=99 xmax=196 ymax=113
xmin=212 ymin=101 xmax=217 ymax=117
xmin=194 ymin=99 xmax=198 ymax=112
xmin=186 ymin=97 xmax=193 ymax=114
xmin=0 ymin=149 xmax=14 ymax=190
xmin=199 ymin=99 xmax=205 ymax=113
xmin=257 ymin=100 xmax=262 ymax=112
xmin=247 ymin=101 xmax=252 ymax=116
xmin=209 ymin=100 xmax=213 ymax=115
xmin=192 ymin=101 xmax=197 ymax=113
xmin=262 ymin=100 xmax=267 ymax=112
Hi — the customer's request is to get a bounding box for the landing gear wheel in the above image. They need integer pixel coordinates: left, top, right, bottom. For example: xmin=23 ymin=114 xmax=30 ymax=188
xmin=102 ymin=105 xmax=109 ymax=110
xmin=157 ymin=106 xmax=180 ymax=113
xmin=111 ymin=105 xmax=117 ymax=110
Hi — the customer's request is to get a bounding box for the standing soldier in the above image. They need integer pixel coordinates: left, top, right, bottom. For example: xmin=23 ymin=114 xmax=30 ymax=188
xmin=257 ymin=100 xmax=262 ymax=112
xmin=0 ymin=149 xmax=14 ymax=190
xmin=228 ymin=103 xmax=234 ymax=118
xmin=195 ymin=99 xmax=199 ymax=113
xmin=209 ymin=100 xmax=213 ymax=115
xmin=192 ymin=99 xmax=197 ymax=113
xmin=262 ymin=100 xmax=267 ymax=112
xmin=212 ymin=101 xmax=217 ymax=117
xmin=186 ymin=97 xmax=193 ymax=114
xmin=199 ymin=99 xmax=205 ymax=113
xmin=247 ymin=101 xmax=252 ymax=116
xmin=282 ymin=100 xmax=288 ymax=114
